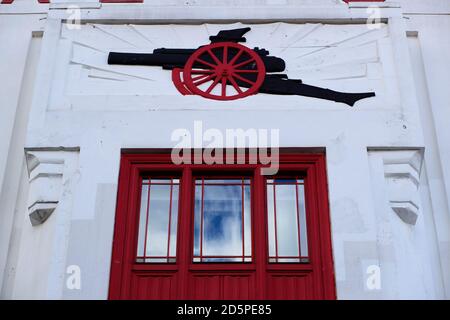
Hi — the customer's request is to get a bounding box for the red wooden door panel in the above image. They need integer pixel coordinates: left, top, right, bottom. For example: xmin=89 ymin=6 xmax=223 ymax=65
xmin=266 ymin=273 xmax=315 ymax=300
xmin=130 ymin=273 xmax=177 ymax=299
xmin=188 ymin=273 xmax=256 ymax=300
xmin=109 ymin=152 xmax=336 ymax=300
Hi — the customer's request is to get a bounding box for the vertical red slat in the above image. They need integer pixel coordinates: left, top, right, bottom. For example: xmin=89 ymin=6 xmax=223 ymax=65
xmin=241 ymin=178 xmax=245 ymax=262
xmin=295 ymin=180 xmax=302 ymax=259
xmin=143 ymin=179 xmax=151 ymax=261
xmin=166 ymin=179 xmax=174 ymax=261
xmin=200 ymin=177 xmax=205 ymax=262
xmin=253 ymin=169 xmax=266 ymax=299
xmin=177 ymin=167 xmax=192 ymax=299
xmin=272 ymin=182 xmax=278 ymax=262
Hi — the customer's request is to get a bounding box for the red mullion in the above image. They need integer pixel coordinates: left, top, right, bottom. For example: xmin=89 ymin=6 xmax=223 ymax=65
xmin=241 ymin=178 xmax=245 ymax=263
xmin=295 ymin=181 xmax=302 ymax=259
xmin=272 ymin=183 xmax=279 ymax=263
xmin=142 ymin=178 xmax=151 ymax=262
xmin=176 ymin=167 xmax=192 ymax=299
xmin=166 ymin=179 xmax=174 ymax=261
xmin=199 ymin=178 xmax=205 ymax=262
xmin=253 ymin=165 xmax=266 ymax=299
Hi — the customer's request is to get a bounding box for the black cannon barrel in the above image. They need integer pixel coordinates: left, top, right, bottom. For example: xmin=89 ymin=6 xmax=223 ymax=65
xmin=108 ymin=50 xmax=285 ymax=73
xmin=108 ymin=52 xmax=189 ymax=69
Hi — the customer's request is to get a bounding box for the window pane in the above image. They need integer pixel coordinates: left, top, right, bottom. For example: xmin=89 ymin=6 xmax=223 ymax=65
xmin=194 ymin=178 xmax=251 ymax=262
xmin=267 ymin=178 xmax=309 ymax=263
xmin=136 ymin=178 xmax=179 ymax=263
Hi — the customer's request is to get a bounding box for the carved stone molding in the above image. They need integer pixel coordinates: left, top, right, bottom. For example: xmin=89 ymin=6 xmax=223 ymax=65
xmin=369 ymin=149 xmax=424 ymax=225
xmin=25 ymin=148 xmax=80 ymax=226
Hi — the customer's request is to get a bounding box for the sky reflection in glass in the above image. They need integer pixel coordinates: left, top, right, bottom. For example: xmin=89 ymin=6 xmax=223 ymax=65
xmin=194 ymin=179 xmax=251 ymax=262
xmin=267 ymin=178 xmax=309 ymax=263
xmin=136 ymin=179 xmax=179 ymax=263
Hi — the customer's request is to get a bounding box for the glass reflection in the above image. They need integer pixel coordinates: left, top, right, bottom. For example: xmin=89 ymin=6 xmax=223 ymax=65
xmin=194 ymin=179 xmax=251 ymax=262
xmin=267 ymin=178 xmax=309 ymax=263
xmin=136 ymin=179 xmax=179 ymax=263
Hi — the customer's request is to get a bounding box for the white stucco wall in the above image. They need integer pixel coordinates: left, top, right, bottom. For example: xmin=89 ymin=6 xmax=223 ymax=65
xmin=0 ymin=0 xmax=449 ymax=300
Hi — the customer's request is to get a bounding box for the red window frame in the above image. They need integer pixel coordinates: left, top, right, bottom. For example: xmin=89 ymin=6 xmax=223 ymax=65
xmin=109 ymin=150 xmax=336 ymax=299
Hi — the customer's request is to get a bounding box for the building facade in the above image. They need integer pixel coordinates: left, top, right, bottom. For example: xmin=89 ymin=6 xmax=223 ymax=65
xmin=0 ymin=0 xmax=449 ymax=299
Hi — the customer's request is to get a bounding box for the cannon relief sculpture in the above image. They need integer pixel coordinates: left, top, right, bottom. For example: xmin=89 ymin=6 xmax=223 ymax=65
xmin=108 ymin=27 xmax=375 ymax=106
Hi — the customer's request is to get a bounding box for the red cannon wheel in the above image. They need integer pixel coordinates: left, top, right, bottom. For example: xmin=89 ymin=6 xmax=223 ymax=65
xmin=183 ymin=42 xmax=266 ymax=101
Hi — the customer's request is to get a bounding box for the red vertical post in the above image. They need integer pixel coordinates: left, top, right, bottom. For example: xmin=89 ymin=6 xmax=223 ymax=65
xmin=241 ymin=178 xmax=245 ymax=262
xmin=166 ymin=179 xmax=174 ymax=261
xmin=199 ymin=177 xmax=204 ymax=262
xmin=176 ymin=167 xmax=192 ymax=299
xmin=295 ymin=180 xmax=302 ymax=259
xmin=272 ymin=182 xmax=278 ymax=262
xmin=142 ymin=179 xmax=151 ymax=261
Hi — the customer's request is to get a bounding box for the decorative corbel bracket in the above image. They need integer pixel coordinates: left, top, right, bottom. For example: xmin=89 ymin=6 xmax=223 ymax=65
xmin=378 ymin=149 xmax=424 ymax=225
xmin=25 ymin=148 xmax=79 ymax=226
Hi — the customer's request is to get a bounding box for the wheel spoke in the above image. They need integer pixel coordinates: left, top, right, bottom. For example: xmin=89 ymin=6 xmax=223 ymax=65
xmin=190 ymin=69 xmax=215 ymax=75
xmin=193 ymin=73 xmax=216 ymax=86
xmin=195 ymin=58 xmax=217 ymax=69
xmin=223 ymin=45 xmax=228 ymax=64
xmin=207 ymin=49 xmax=222 ymax=66
xmin=233 ymin=58 xmax=255 ymax=69
xmin=205 ymin=76 xmax=221 ymax=94
xmin=232 ymin=72 xmax=256 ymax=86
xmin=221 ymin=77 xmax=227 ymax=97
xmin=192 ymin=73 xmax=214 ymax=82
xmin=228 ymin=48 xmax=244 ymax=66
xmin=228 ymin=76 xmax=243 ymax=94
xmin=233 ymin=69 xmax=259 ymax=73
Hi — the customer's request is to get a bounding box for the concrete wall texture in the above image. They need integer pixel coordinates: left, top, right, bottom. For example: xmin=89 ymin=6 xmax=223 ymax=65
xmin=0 ymin=0 xmax=449 ymax=299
